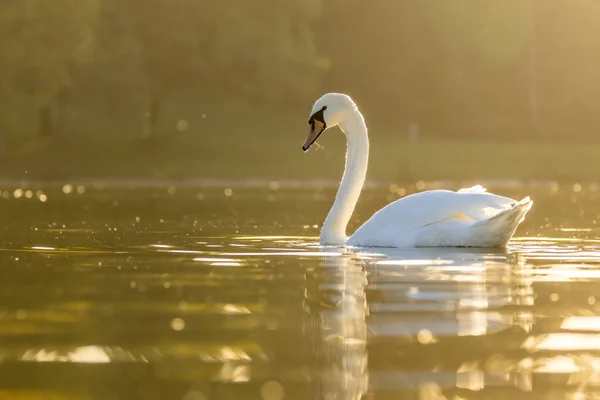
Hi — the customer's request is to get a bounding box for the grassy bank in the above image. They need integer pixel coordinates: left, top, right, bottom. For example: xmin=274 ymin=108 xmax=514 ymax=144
xmin=0 ymin=100 xmax=598 ymax=182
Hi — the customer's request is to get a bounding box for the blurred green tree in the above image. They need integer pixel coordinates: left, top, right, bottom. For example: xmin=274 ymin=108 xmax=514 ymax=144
xmin=92 ymin=0 xmax=328 ymax=139
xmin=0 ymin=0 xmax=99 ymax=137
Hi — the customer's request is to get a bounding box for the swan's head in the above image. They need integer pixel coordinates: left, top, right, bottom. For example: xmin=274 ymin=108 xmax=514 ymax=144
xmin=302 ymin=93 xmax=356 ymax=152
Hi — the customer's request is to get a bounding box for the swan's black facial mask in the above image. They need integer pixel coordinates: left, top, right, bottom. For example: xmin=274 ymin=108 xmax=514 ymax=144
xmin=302 ymin=106 xmax=327 ymax=152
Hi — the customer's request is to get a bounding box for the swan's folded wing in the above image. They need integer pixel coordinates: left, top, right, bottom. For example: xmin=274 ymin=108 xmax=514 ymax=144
xmin=419 ymin=212 xmax=475 ymax=228
xmin=351 ymin=189 xmax=518 ymax=235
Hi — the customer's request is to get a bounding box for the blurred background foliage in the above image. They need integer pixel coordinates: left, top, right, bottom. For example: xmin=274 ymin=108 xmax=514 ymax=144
xmin=0 ymin=0 xmax=599 ymax=181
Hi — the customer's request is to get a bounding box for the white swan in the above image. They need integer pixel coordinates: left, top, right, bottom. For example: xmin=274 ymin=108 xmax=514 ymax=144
xmin=302 ymin=93 xmax=533 ymax=248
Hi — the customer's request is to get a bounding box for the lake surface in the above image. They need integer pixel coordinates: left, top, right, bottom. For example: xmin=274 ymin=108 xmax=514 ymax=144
xmin=1 ymin=183 xmax=600 ymax=399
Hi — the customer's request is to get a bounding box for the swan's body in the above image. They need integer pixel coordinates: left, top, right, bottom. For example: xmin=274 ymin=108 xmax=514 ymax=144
xmin=347 ymin=186 xmax=532 ymax=247
xmin=302 ymin=93 xmax=532 ymax=248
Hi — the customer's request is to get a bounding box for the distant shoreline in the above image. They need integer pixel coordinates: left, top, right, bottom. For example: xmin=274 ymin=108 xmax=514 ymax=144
xmin=0 ymin=178 xmax=585 ymax=191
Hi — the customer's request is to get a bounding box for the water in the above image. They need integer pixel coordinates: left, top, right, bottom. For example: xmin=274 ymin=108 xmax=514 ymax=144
xmin=1 ymin=184 xmax=600 ymax=399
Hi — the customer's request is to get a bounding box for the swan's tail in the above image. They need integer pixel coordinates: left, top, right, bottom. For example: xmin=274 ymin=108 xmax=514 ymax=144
xmin=470 ymin=197 xmax=533 ymax=248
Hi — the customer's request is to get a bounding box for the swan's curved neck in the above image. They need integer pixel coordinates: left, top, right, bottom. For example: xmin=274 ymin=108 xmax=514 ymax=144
xmin=320 ymin=107 xmax=369 ymax=245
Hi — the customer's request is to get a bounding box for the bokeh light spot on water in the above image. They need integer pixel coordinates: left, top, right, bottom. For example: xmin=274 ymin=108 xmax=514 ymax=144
xmin=176 ymin=119 xmax=189 ymax=132
xmin=62 ymin=184 xmax=73 ymax=194
xmin=589 ymin=296 xmax=597 ymax=305
xmin=523 ymin=333 xmax=600 ymax=351
xmin=224 ymin=188 xmax=233 ymax=197
xmin=170 ymin=318 xmax=185 ymax=331
xmin=21 ymin=346 xmax=112 ymax=364
xmin=194 ymin=257 xmax=239 ymax=262
xmin=561 ymin=316 xmax=600 ymax=331
xmin=260 ymin=381 xmax=284 ymax=400
xmin=417 ymin=329 xmax=435 ymax=344
xmin=269 ymin=181 xmax=280 ymax=190
xmin=13 ymin=188 xmax=23 ymax=198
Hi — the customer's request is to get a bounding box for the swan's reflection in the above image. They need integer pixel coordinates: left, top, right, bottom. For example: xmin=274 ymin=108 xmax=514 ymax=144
xmin=314 ymin=245 xmax=535 ymax=396
xmin=364 ymin=247 xmax=533 ymax=340
xmin=314 ymin=246 xmax=369 ymax=400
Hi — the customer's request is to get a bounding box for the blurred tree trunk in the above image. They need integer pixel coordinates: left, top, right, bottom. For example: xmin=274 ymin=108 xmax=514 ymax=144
xmin=148 ymin=92 xmax=161 ymax=138
xmin=38 ymin=106 xmax=54 ymax=137
xmin=527 ymin=0 xmax=538 ymax=135
xmin=57 ymin=89 xmax=67 ymax=136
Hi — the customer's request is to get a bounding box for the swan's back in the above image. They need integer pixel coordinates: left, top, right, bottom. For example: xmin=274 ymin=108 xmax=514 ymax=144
xmin=347 ymin=188 xmax=529 ymax=248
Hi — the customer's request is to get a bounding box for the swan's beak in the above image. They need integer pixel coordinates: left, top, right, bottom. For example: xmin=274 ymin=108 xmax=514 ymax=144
xmin=302 ymin=119 xmax=325 ymax=152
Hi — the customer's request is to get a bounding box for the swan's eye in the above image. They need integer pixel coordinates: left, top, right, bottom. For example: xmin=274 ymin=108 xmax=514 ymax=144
xmin=309 ymin=106 xmax=327 ymax=125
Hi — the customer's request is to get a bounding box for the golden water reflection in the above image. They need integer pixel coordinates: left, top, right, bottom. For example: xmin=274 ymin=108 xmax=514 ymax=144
xmin=2 ymin=233 xmax=600 ymax=397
